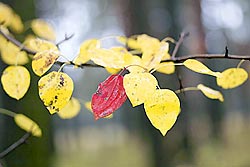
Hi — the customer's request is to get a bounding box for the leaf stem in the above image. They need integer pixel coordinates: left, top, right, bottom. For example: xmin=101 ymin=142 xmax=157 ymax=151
xmin=175 ymin=87 xmax=199 ymax=94
xmin=0 ymin=108 xmax=16 ymax=117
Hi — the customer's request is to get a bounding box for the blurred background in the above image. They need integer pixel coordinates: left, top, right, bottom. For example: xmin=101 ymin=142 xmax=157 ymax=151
xmin=0 ymin=0 xmax=250 ymax=166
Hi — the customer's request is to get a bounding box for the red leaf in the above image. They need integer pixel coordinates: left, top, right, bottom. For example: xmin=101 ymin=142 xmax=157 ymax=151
xmin=91 ymin=74 xmax=127 ymax=120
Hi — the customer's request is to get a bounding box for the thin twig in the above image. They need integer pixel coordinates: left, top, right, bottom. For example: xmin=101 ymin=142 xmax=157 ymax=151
xmin=171 ymin=32 xmax=189 ymax=58
xmin=0 ymin=132 xmax=31 ymax=159
xmin=162 ymin=54 xmax=250 ymax=63
xmin=56 ymin=33 xmax=74 ymax=47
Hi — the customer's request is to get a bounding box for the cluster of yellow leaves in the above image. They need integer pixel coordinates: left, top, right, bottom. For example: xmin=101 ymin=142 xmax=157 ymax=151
xmin=124 ymin=71 xmax=180 ymax=136
xmin=73 ymin=34 xmax=175 ymax=75
xmin=183 ymin=59 xmax=248 ymax=89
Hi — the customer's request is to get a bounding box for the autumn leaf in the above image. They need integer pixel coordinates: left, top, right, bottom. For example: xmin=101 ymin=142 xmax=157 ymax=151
xmin=91 ymin=74 xmax=127 ymax=120
xmin=57 ymin=97 xmax=81 ymax=119
xmin=84 ymin=101 xmax=113 ymax=119
xmin=183 ymin=59 xmax=220 ymax=77
xmin=27 ymin=38 xmax=58 ymax=52
xmin=144 ymin=89 xmax=181 ymax=136
xmin=123 ymin=72 xmax=158 ymax=107
xmin=0 ymin=42 xmax=29 ymax=65
xmin=155 ymin=62 xmax=175 ymax=74
xmin=73 ymin=39 xmax=100 ymax=65
xmin=32 ymin=50 xmax=60 ymax=76
xmin=14 ymin=114 xmax=42 ymax=137
xmin=216 ymin=68 xmax=248 ymax=89
xmin=1 ymin=66 xmax=30 ymax=100
xmin=31 ymin=19 xmax=56 ymax=41
xmin=197 ymin=84 xmax=224 ymax=102
xmin=38 ymin=71 xmax=74 ymax=114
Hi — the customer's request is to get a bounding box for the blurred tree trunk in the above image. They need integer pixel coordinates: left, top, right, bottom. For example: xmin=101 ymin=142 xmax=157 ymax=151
xmin=118 ymin=0 xmax=207 ymax=166
xmin=0 ymin=1 xmax=54 ymax=167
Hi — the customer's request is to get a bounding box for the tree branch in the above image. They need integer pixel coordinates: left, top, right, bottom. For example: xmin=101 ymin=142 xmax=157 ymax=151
xmin=0 ymin=30 xmax=36 ymax=55
xmin=1 ymin=28 xmax=250 ymax=68
xmin=56 ymin=33 xmax=74 ymax=47
xmin=162 ymin=53 xmax=250 ymax=63
xmin=0 ymin=132 xmax=31 ymax=159
xmin=171 ymin=32 xmax=189 ymax=58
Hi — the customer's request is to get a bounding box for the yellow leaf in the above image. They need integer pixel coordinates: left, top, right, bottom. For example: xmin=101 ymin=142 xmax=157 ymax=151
xmin=137 ymin=34 xmax=160 ymax=54
xmin=144 ymin=89 xmax=180 ymax=136
xmin=105 ymin=67 xmax=121 ymax=74
xmin=38 ymin=71 xmax=74 ymax=114
xmin=0 ymin=42 xmax=29 ymax=65
xmin=1 ymin=66 xmax=30 ymax=100
xmin=31 ymin=19 xmax=56 ymax=41
xmin=156 ymin=62 xmax=175 ymax=74
xmin=84 ymin=101 xmax=113 ymax=119
xmin=57 ymin=97 xmax=81 ymax=119
xmin=27 ymin=38 xmax=58 ymax=52
xmin=14 ymin=114 xmax=42 ymax=137
xmin=0 ymin=3 xmax=13 ymax=27
xmin=183 ymin=59 xmax=220 ymax=77
xmin=116 ymin=36 xmax=127 ymax=45
xmin=123 ymin=72 xmax=158 ymax=107
xmin=73 ymin=39 xmax=100 ymax=65
xmin=89 ymin=48 xmax=125 ymax=68
xmin=216 ymin=68 xmax=248 ymax=89
xmin=32 ymin=50 xmax=60 ymax=76
xmin=143 ymin=42 xmax=169 ymax=71
xmin=197 ymin=84 xmax=224 ymax=102
xmin=9 ymin=13 xmax=24 ymax=34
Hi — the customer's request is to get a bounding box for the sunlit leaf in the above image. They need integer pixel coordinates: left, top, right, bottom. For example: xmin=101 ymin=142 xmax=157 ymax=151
xmin=84 ymin=101 xmax=113 ymax=119
xmin=32 ymin=50 xmax=60 ymax=76
xmin=14 ymin=114 xmax=42 ymax=137
xmin=57 ymin=97 xmax=81 ymax=119
xmin=0 ymin=42 xmax=29 ymax=65
xmin=155 ymin=62 xmax=175 ymax=74
xmin=183 ymin=59 xmax=220 ymax=77
xmin=125 ymin=55 xmax=145 ymax=73
xmin=144 ymin=89 xmax=180 ymax=136
xmin=38 ymin=71 xmax=74 ymax=114
xmin=123 ymin=72 xmax=158 ymax=107
xmin=73 ymin=39 xmax=100 ymax=65
xmin=31 ymin=19 xmax=56 ymax=41
xmin=91 ymin=74 xmax=127 ymax=120
xmin=116 ymin=36 xmax=127 ymax=45
xmin=197 ymin=84 xmax=224 ymax=102
xmin=89 ymin=48 xmax=125 ymax=68
xmin=27 ymin=38 xmax=58 ymax=52
xmin=1 ymin=66 xmax=30 ymax=100
xmin=143 ymin=42 xmax=169 ymax=71
xmin=216 ymin=68 xmax=248 ymax=89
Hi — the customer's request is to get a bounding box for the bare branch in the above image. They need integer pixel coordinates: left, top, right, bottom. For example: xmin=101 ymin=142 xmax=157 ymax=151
xmin=0 ymin=132 xmax=31 ymax=159
xmin=162 ymin=54 xmax=250 ymax=63
xmin=171 ymin=32 xmax=189 ymax=58
xmin=56 ymin=33 xmax=74 ymax=47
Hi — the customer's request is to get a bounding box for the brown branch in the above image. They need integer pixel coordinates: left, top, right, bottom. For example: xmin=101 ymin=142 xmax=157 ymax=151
xmin=171 ymin=32 xmax=189 ymax=58
xmin=1 ymin=28 xmax=250 ymax=68
xmin=56 ymin=33 xmax=74 ymax=47
xmin=0 ymin=132 xmax=31 ymax=159
xmin=0 ymin=30 xmax=36 ymax=55
xmin=162 ymin=54 xmax=250 ymax=63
